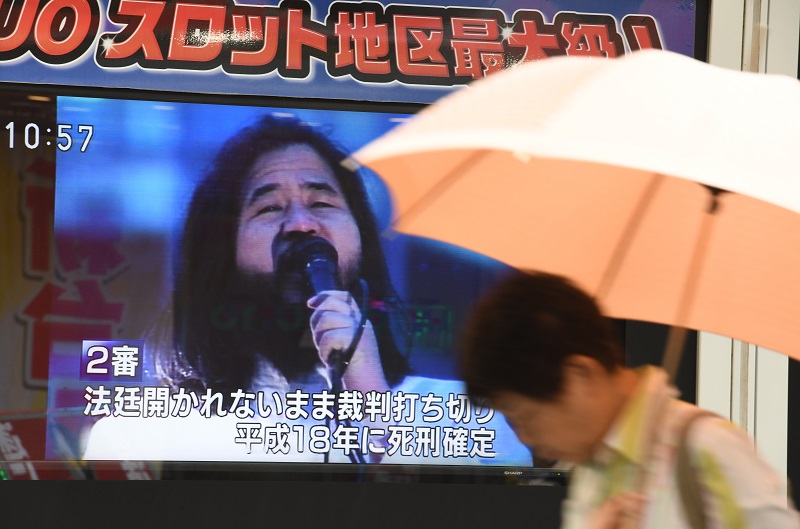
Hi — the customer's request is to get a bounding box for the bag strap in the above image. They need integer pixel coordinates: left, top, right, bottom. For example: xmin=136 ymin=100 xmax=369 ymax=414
xmin=676 ymin=409 xmax=716 ymax=529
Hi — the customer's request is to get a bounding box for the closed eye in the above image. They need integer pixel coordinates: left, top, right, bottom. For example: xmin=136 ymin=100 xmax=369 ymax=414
xmin=255 ymin=204 xmax=283 ymax=216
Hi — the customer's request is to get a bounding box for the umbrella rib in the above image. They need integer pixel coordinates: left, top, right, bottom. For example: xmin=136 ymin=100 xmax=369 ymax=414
xmin=392 ymin=149 xmax=490 ymax=230
xmin=662 ymin=196 xmax=720 ymax=380
xmin=595 ymin=172 xmax=666 ymax=302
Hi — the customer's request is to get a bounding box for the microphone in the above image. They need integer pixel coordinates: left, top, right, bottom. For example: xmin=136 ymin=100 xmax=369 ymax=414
xmin=275 ymin=235 xmax=340 ymax=297
xmin=275 ymin=234 xmax=368 ymax=465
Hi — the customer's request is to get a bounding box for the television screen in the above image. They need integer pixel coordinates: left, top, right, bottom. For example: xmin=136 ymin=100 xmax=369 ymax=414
xmin=1 ymin=84 xmax=565 ymax=483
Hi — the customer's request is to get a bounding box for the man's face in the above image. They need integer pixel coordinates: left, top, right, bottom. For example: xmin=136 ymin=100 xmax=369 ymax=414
xmin=236 ymin=143 xmax=362 ymax=293
xmin=490 ymin=363 xmax=612 ymax=464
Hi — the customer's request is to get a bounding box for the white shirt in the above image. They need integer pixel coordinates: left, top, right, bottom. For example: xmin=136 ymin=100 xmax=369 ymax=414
xmin=562 ymin=367 xmax=799 ymax=529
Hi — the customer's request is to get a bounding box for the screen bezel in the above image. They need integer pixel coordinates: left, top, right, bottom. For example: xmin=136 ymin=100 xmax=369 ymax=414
xmin=2 ymin=80 xmax=569 ymax=486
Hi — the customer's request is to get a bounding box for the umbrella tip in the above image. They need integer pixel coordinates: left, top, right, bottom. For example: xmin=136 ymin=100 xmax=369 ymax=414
xmin=341 ymin=157 xmax=360 ymax=171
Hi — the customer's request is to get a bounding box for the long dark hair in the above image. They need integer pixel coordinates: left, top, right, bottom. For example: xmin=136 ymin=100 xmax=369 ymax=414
xmin=156 ymin=115 xmax=410 ymax=396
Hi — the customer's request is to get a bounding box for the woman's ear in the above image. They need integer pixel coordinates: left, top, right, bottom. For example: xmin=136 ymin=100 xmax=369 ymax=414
xmin=563 ymin=355 xmax=605 ymax=388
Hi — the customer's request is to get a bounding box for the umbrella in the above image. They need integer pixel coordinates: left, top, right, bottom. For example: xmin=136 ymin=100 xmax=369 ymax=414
xmin=353 ymin=49 xmax=800 ymax=374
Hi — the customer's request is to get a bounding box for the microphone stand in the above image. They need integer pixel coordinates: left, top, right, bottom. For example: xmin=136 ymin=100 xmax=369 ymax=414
xmin=323 ymin=279 xmax=369 ymax=465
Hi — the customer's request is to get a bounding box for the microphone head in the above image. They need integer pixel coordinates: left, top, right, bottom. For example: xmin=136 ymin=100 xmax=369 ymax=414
xmin=274 ymin=235 xmax=340 ymax=295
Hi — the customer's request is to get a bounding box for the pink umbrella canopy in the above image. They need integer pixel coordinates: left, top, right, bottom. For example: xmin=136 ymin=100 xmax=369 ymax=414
xmin=354 ymin=50 xmax=800 ymax=365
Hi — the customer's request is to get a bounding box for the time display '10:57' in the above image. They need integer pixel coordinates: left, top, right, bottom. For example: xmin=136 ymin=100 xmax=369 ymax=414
xmin=5 ymin=122 xmax=94 ymax=152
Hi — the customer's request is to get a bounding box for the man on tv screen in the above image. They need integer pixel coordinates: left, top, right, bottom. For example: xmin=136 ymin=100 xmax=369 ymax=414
xmin=81 ymin=113 xmax=531 ymax=466
xmin=161 ymin=115 xmax=409 ymax=408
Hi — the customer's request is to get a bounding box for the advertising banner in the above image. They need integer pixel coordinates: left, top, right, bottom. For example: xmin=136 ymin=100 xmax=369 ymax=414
xmin=0 ymin=412 xmax=81 ymax=480
xmin=0 ymin=410 xmax=153 ymax=479
xmin=0 ymin=0 xmax=704 ymax=103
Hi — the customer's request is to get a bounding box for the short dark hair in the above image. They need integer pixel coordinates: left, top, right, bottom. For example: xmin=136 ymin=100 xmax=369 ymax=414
xmin=460 ymin=271 xmax=624 ymax=402
xmin=158 ymin=115 xmax=410 ymax=395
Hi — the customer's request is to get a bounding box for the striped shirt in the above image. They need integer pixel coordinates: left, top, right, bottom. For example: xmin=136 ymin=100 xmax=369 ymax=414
xmin=562 ymin=366 xmax=799 ymax=529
